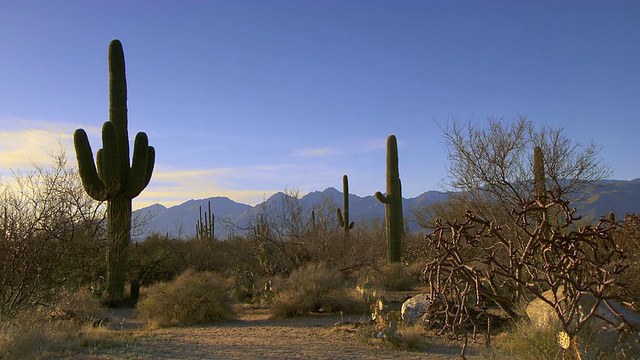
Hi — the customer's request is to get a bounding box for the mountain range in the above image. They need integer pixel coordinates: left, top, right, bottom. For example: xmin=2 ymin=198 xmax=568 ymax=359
xmin=133 ymin=179 xmax=640 ymax=240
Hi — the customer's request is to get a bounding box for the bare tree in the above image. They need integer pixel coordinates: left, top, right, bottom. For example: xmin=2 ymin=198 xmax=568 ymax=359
xmin=0 ymin=152 xmax=106 ymax=321
xmin=440 ymin=116 xmax=611 ymax=223
xmin=424 ymin=193 xmax=628 ymax=340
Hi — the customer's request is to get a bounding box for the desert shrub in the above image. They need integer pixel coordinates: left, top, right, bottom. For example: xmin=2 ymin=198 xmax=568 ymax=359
xmin=269 ymin=262 xmax=368 ymax=318
xmin=378 ymin=263 xmax=421 ymax=291
xmin=136 ymin=269 xmax=236 ymax=327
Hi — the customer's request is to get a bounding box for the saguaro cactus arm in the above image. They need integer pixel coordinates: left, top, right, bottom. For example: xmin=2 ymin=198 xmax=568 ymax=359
xmin=74 ymin=129 xmax=108 ymax=201
xmin=375 ymin=191 xmax=387 ymax=203
xmin=125 ymin=132 xmax=155 ymax=198
xmin=336 ymin=209 xmax=355 ymax=229
xmin=98 ymin=121 xmax=121 ymax=192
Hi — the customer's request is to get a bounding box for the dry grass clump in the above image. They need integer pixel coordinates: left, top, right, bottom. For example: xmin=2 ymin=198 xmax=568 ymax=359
xmin=491 ymin=318 xmax=640 ymax=360
xmin=54 ymin=287 xmax=103 ymax=319
xmin=398 ymin=323 xmax=427 ymax=350
xmin=0 ymin=289 xmax=128 ymax=359
xmin=137 ymin=269 xmax=237 ymax=327
xmin=269 ymin=262 xmax=368 ymax=318
xmin=491 ymin=321 xmax=559 ymax=360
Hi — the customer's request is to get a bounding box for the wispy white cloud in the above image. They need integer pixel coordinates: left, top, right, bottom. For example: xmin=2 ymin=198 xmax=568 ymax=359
xmin=361 ymin=138 xmax=388 ymax=153
xmin=135 ymin=166 xmax=281 ymax=209
xmin=297 ymin=147 xmax=338 ymax=157
xmin=0 ymin=119 xmax=364 ymax=210
xmin=0 ymin=122 xmax=78 ymax=169
xmin=296 ymin=137 xmax=390 ymax=158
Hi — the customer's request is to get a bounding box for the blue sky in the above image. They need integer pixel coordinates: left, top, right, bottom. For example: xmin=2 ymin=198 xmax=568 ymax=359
xmin=1 ymin=1 xmax=639 ymax=209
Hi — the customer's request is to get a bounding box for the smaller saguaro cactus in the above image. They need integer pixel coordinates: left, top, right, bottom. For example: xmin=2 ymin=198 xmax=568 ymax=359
xmin=196 ymin=200 xmax=215 ymax=241
xmin=534 ymin=146 xmax=547 ymax=203
xmin=375 ymin=135 xmax=404 ymax=264
xmin=336 ymin=175 xmax=355 ymax=235
xmin=533 ymin=146 xmax=552 ymax=237
xmin=255 ymin=215 xmax=271 ymax=239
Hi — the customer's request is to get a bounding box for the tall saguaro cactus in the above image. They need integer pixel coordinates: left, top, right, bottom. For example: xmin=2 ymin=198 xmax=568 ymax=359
xmin=336 ymin=175 xmax=355 ymax=236
xmin=375 ymin=135 xmax=404 ymax=263
xmin=74 ymin=39 xmax=155 ymax=303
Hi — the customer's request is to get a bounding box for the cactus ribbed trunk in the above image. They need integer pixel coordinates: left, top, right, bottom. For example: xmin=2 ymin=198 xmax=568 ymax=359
xmin=106 ymin=193 xmax=131 ymax=299
xmin=375 ymin=135 xmax=404 ymax=264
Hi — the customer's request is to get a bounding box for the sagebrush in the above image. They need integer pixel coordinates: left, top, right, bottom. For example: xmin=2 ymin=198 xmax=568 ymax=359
xmin=137 ymin=269 xmax=236 ymax=327
xmin=269 ymin=262 xmax=368 ymax=318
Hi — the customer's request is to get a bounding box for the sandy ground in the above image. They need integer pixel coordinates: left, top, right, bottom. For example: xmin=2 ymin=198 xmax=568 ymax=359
xmin=65 ymin=307 xmax=485 ymax=359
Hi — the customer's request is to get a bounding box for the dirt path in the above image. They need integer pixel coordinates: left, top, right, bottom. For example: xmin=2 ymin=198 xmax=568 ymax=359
xmin=74 ymin=307 xmax=484 ymax=359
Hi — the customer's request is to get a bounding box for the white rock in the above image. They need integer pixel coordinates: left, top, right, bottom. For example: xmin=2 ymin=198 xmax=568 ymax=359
xmin=401 ymin=293 xmax=432 ymax=325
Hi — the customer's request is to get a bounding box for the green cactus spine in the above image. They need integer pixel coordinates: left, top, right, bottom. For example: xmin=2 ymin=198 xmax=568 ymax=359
xmin=74 ymin=39 xmax=155 ymax=303
xmin=336 ymin=175 xmax=355 ymax=236
xmin=196 ymin=200 xmax=215 ymax=241
xmin=375 ymin=135 xmax=404 ymax=264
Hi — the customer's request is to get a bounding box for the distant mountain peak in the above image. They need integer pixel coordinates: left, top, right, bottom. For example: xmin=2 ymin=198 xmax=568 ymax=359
xmin=133 ymin=180 xmax=640 ymax=240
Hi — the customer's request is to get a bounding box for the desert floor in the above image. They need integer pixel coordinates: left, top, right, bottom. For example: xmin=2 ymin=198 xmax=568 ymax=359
xmin=59 ymin=306 xmax=484 ymax=359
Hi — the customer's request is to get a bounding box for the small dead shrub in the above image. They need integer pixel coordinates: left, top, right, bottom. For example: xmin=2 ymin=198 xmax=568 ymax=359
xmin=269 ymin=262 xmax=368 ymax=318
xmin=137 ymin=269 xmax=236 ymax=327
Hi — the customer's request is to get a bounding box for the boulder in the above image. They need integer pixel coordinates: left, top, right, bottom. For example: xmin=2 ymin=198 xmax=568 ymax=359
xmin=526 ymin=289 xmax=640 ymax=350
xmin=526 ymin=289 xmax=640 ymax=331
xmin=401 ymin=293 xmax=432 ymax=325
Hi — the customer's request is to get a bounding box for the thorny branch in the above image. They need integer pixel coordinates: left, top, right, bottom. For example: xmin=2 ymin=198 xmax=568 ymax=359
xmin=423 ymin=192 xmax=630 ymax=338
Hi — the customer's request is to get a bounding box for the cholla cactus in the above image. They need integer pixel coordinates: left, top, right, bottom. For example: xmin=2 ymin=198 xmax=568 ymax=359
xmin=557 ymin=331 xmax=571 ymax=350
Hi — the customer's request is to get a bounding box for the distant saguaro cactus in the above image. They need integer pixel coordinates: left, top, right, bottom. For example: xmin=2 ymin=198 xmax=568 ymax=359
xmin=74 ymin=39 xmax=155 ymax=303
xmin=375 ymin=135 xmax=404 ymax=264
xmin=196 ymin=201 xmax=215 ymax=240
xmin=533 ymin=146 xmax=546 ymax=203
xmin=336 ymin=175 xmax=355 ymax=236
